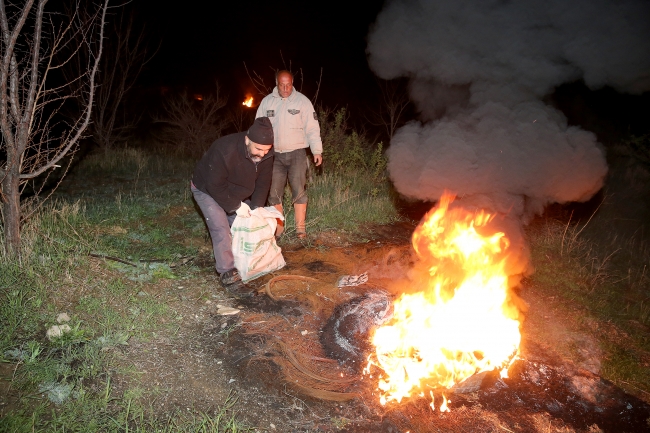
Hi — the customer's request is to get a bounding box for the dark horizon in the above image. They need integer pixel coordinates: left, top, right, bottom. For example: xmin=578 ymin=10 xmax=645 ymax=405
xmin=132 ymin=0 xmax=386 ymax=111
xmin=124 ymin=0 xmax=650 ymax=145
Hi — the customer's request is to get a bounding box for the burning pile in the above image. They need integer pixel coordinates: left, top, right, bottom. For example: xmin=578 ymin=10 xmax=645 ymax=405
xmin=242 ymin=96 xmax=253 ymax=107
xmin=365 ymin=193 xmax=523 ymax=408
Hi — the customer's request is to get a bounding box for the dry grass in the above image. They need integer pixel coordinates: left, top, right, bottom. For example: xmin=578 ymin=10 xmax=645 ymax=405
xmin=527 ymin=215 xmax=650 ymax=399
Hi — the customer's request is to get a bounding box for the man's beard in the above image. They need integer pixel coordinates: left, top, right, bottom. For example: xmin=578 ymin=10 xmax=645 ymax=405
xmin=246 ymin=143 xmax=262 ymax=162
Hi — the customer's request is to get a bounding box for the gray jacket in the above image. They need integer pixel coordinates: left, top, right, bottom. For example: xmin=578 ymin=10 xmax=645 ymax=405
xmin=255 ymin=88 xmax=323 ymax=155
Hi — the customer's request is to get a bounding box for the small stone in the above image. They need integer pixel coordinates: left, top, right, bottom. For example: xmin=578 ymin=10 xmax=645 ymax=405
xmin=56 ymin=313 xmax=71 ymax=323
xmin=301 ymin=330 xmax=308 ymax=336
xmin=228 ymin=378 xmax=236 ymax=383
xmin=46 ymin=324 xmax=71 ymax=340
xmin=217 ymin=307 xmax=240 ymax=316
xmin=270 ymin=424 xmax=276 ymax=429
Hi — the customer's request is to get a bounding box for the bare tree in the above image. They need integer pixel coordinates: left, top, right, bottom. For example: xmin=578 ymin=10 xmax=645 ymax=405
xmin=0 ymin=0 xmax=109 ymax=255
xmin=366 ymin=78 xmax=410 ymax=141
xmin=68 ymin=5 xmax=152 ymax=149
xmin=243 ymin=62 xmax=273 ymax=97
xmin=228 ymin=104 xmax=256 ymax=133
xmin=243 ymin=59 xmax=323 ymax=104
xmin=154 ymin=83 xmax=228 ymax=158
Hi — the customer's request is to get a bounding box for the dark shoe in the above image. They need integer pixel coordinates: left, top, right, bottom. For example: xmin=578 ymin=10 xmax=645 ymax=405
xmin=220 ymin=268 xmax=241 ymax=286
xmin=225 ymin=280 xmax=255 ymax=298
xmin=220 ymin=269 xmax=254 ymax=298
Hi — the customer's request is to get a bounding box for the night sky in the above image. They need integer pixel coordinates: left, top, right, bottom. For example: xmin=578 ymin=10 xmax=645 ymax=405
xmin=128 ymin=0 xmax=650 ymax=143
xmin=134 ymin=0 xmax=387 ymax=111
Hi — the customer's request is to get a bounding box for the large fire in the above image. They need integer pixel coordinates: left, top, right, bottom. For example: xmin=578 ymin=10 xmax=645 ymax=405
xmin=364 ymin=192 xmax=521 ymax=410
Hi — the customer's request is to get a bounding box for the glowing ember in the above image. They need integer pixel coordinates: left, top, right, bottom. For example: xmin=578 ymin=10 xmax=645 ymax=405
xmin=364 ymin=192 xmax=521 ymax=409
xmin=242 ymin=96 xmax=253 ymax=107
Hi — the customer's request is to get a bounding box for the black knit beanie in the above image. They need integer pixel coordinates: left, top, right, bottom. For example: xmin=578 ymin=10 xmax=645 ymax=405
xmin=246 ymin=117 xmax=274 ymax=145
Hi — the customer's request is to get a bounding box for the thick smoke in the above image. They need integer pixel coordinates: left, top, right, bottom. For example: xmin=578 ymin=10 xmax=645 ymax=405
xmin=368 ymin=0 xmax=650 ymax=219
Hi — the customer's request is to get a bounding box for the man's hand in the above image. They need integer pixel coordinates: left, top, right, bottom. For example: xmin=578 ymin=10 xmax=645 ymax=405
xmin=236 ymin=202 xmax=251 ymax=218
xmin=313 ymin=154 xmax=323 ymax=167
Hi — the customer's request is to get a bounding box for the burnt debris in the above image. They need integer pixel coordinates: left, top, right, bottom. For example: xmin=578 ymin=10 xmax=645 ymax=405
xmin=320 ymin=290 xmax=393 ymax=370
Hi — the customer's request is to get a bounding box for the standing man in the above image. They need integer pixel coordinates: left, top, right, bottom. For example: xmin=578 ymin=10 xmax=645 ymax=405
xmin=191 ymin=117 xmax=274 ymax=297
xmin=256 ymin=70 xmax=323 ymax=239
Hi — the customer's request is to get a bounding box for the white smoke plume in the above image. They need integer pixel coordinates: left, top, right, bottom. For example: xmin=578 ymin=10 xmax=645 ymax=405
xmin=368 ymin=0 xmax=650 ymax=219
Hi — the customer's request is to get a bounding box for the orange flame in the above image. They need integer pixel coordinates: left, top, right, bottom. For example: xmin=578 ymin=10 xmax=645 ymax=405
xmin=242 ymin=96 xmax=253 ymax=107
xmin=365 ymin=192 xmax=521 ymax=409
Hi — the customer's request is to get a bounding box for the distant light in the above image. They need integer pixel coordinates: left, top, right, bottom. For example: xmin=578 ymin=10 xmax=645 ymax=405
xmin=242 ymin=96 xmax=253 ymax=107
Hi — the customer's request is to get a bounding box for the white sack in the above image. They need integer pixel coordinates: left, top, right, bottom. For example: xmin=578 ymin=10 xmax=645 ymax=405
xmin=231 ymin=206 xmax=285 ymax=282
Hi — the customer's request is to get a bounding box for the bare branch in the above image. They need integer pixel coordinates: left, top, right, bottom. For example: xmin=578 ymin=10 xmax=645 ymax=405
xmin=244 ymin=56 xmax=323 ymax=104
xmin=21 ymin=0 xmax=109 ymax=179
xmin=313 ymin=67 xmax=323 ymax=106
xmin=364 ymin=78 xmax=410 ymax=141
xmin=21 ymin=0 xmax=48 ymax=151
xmin=153 ymin=82 xmax=228 ymax=158
xmin=244 ymin=61 xmax=271 ymax=96
xmin=0 ymin=0 xmax=36 ymax=153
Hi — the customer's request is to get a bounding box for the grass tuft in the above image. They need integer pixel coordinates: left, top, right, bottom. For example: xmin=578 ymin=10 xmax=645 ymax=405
xmin=0 ymin=142 xmax=401 ymax=430
xmin=281 ymin=172 xmax=400 ymax=236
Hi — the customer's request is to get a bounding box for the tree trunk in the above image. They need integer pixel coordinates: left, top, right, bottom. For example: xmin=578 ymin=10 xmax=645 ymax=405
xmin=0 ymin=0 xmax=109 ymax=255
xmin=2 ymin=161 xmax=21 ymax=255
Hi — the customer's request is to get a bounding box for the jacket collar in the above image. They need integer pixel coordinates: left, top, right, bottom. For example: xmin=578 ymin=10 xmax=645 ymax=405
xmin=271 ymin=86 xmax=297 ymax=101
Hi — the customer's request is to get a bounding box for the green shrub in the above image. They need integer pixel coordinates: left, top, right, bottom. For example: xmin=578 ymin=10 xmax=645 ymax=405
xmin=612 ymin=133 xmax=650 ymax=165
xmin=319 ymin=108 xmax=388 ymax=179
xmin=153 ymin=85 xmax=229 ymax=159
xmin=267 ymin=107 xmax=400 ymax=235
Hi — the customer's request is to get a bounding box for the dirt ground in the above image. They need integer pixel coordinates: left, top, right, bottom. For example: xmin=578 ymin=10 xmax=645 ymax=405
xmin=106 ymin=220 xmax=650 ymax=433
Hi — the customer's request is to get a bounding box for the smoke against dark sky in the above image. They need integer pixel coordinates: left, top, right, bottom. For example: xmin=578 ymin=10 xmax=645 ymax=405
xmin=367 ymin=0 xmax=650 ymax=218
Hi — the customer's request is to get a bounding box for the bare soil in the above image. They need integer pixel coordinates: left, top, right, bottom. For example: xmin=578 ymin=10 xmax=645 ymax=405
xmin=105 ymin=220 xmax=650 ymax=433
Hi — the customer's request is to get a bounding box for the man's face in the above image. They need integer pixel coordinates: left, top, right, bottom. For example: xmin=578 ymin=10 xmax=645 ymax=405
xmin=246 ymin=137 xmax=272 ymax=162
xmin=277 ymin=73 xmax=293 ymax=98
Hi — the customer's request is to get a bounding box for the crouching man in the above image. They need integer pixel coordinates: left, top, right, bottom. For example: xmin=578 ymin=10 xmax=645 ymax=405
xmin=191 ymin=117 xmax=274 ymax=297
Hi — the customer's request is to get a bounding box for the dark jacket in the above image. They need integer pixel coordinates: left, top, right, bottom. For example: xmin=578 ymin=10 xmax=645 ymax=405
xmin=192 ymin=132 xmax=274 ymax=214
